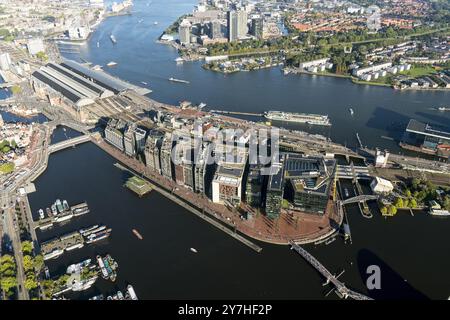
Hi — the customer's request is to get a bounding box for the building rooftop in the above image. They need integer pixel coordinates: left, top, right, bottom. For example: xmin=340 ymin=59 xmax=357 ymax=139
xmin=406 ymin=119 xmax=450 ymax=140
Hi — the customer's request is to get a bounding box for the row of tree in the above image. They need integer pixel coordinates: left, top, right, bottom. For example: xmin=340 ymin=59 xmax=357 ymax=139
xmin=0 ymin=255 xmax=17 ymax=299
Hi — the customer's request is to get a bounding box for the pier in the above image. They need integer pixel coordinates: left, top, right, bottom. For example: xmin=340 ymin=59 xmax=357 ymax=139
xmin=34 ymin=202 xmax=90 ymax=231
xmin=209 ymin=110 xmax=263 ymax=117
xmin=289 ymin=241 xmax=372 ymax=300
xmin=41 ymin=231 xmax=84 ymax=260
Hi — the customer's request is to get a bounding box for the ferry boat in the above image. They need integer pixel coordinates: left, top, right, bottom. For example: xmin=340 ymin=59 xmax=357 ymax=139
xmin=349 ymin=108 xmax=354 ymax=116
xmin=107 ymin=61 xmax=118 ymax=67
xmin=55 ymin=199 xmax=64 ymax=213
xmin=169 ymin=77 xmax=190 ymax=84
xmin=67 ymin=259 xmax=92 ymax=274
xmin=51 ymin=204 xmax=58 ymax=216
xmin=429 ymin=209 xmax=450 ymax=216
xmin=127 ymin=285 xmax=138 ymax=300
xmin=38 ymin=209 xmax=45 ymax=220
xmin=110 ymin=34 xmax=117 ymax=44
xmin=264 ymin=111 xmax=331 ymax=126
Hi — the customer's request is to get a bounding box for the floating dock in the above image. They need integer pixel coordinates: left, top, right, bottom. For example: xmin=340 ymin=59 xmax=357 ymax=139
xmin=41 ymin=231 xmax=84 ymax=260
xmin=125 ymin=176 xmax=152 ymax=197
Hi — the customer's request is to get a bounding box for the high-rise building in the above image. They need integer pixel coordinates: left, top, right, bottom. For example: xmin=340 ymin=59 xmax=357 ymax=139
xmin=245 ymin=165 xmax=263 ymax=208
xmin=134 ymin=127 xmax=147 ymax=155
xmin=194 ymin=142 xmax=213 ymax=195
xmin=124 ymin=125 xmax=136 ymax=157
xmin=250 ymin=18 xmax=263 ymax=40
xmin=237 ymin=10 xmax=248 ymax=38
xmin=0 ymin=113 xmax=4 ymax=128
xmin=227 ymin=11 xmax=238 ymax=42
xmin=265 ymin=155 xmax=285 ymax=219
xmin=284 ymin=154 xmax=336 ymax=216
xmin=104 ymin=119 xmax=127 ymax=152
xmin=179 ymin=20 xmax=191 ymax=45
xmin=211 ymin=145 xmax=247 ymax=206
xmin=160 ymin=133 xmax=174 ymax=181
xmin=209 ymin=20 xmax=222 ymax=39
xmin=144 ymin=130 xmax=164 ymax=174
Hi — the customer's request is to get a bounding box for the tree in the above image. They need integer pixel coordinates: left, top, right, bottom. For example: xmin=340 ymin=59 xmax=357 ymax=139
xmin=410 ymin=198 xmax=418 ymax=208
xmin=10 ymin=85 xmax=22 ymax=95
xmin=22 ymin=241 xmax=33 ymax=255
xmin=405 ymin=189 xmax=412 ymax=198
xmin=0 ymin=276 xmax=17 ymax=293
xmin=380 ymin=206 xmax=388 ymax=215
xmin=23 ymin=255 xmax=34 ymax=272
xmin=388 ymin=205 xmax=397 ymax=216
xmin=21 ymin=241 xmax=33 ymax=255
xmin=33 ymin=255 xmax=44 ymax=273
xmin=394 ymin=197 xmax=404 ymax=208
xmin=24 ymin=277 xmax=38 ymax=291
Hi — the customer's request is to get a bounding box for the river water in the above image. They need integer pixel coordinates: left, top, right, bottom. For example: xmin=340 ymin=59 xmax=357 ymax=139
xmin=23 ymin=0 xmax=450 ymax=300
xmin=61 ymin=0 xmax=450 ymax=153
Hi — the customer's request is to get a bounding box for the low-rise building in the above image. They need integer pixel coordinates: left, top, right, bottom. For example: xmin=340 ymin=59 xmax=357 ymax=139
xmin=370 ymin=177 xmax=394 ymax=194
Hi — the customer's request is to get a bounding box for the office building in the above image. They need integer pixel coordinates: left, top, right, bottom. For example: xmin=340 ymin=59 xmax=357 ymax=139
xmin=265 ymin=155 xmax=285 ymax=219
xmin=284 ymin=154 xmax=336 ymax=216
xmin=105 ymin=118 xmax=127 ymax=151
xmin=250 ymin=18 xmax=263 ymax=39
xmin=160 ymin=133 xmax=174 ymax=180
xmin=245 ymin=165 xmax=263 ymax=208
xmin=179 ymin=20 xmax=191 ymax=45
xmin=227 ymin=11 xmax=247 ymax=41
xmin=144 ymin=130 xmax=164 ymax=174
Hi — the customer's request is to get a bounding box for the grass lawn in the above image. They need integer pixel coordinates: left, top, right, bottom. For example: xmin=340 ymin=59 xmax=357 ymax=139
xmin=400 ymin=65 xmax=436 ymax=78
xmin=0 ymin=162 xmax=14 ymax=174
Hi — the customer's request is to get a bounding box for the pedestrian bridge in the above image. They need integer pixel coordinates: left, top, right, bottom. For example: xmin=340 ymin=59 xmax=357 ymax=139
xmin=48 ymin=135 xmax=91 ymax=153
xmin=289 ymin=241 xmax=373 ymax=300
xmin=342 ymin=195 xmax=378 ymax=205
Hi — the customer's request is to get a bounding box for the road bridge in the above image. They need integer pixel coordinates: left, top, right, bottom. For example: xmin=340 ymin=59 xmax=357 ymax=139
xmin=48 ymin=135 xmax=91 ymax=153
xmin=342 ymin=194 xmax=378 ymax=205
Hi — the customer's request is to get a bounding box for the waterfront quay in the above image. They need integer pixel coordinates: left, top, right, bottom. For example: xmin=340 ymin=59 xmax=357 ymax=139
xmin=92 ymin=136 xmax=339 ymax=246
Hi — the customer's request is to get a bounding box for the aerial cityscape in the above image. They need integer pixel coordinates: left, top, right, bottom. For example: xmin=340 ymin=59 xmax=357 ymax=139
xmin=0 ymin=0 xmax=449 ymax=303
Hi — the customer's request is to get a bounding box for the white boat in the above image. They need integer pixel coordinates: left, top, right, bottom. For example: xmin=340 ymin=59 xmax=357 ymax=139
xmin=141 ymin=81 xmax=148 ymax=85
xmin=66 ymin=243 xmax=84 ymax=251
xmin=110 ymin=34 xmax=117 ymax=44
xmin=96 ymin=41 xmax=100 ymax=48
xmin=127 ymin=285 xmax=138 ymax=300
xmin=44 ymin=249 xmax=64 ymax=260
xmin=107 ymin=61 xmax=118 ymax=67
xmin=429 ymin=209 xmax=450 ymax=216
xmin=67 ymin=258 xmax=92 ymax=274
xmin=38 ymin=209 xmax=45 ymax=219
xmin=190 ymin=247 xmax=198 ymax=253
xmin=175 ymin=57 xmax=184 ymax=63
xmin=154 ymin=21 xmax=158 ymax=25
xmin=349 ymin=108 xmax=354 ymax=116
